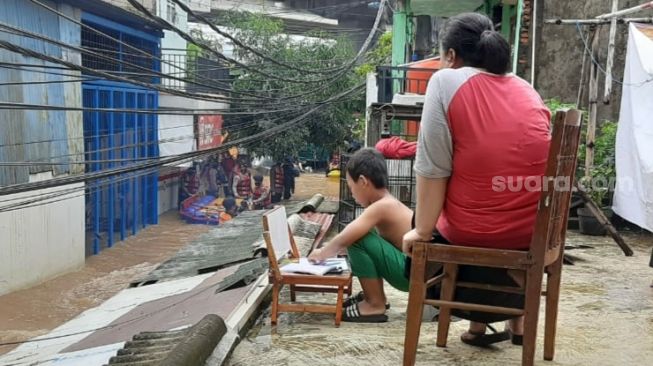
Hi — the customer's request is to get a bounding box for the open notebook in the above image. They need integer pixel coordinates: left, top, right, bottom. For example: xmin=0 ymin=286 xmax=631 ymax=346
xmin=280 ymin=258 xmax=349 ymax=276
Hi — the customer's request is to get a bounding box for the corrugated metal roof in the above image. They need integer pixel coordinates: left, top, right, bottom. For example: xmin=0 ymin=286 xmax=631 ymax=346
xmin=132 ymin=196 xmax=338 ymax=286
xmin=300 ymin=212 xmax=335 ymax=253
xmin=130 ymin=211 xmax=266 ymax=286
xmin=0 ymin=0 xmax=83 ymax=185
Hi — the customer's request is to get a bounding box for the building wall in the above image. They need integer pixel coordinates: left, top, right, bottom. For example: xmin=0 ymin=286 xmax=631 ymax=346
xmin=0 ymin=0 xmax=84 ymax=186
xmin=157 ymin=95 xmax=227 ymax=214
xmin=0 ymin=179 xmax=86 ymax=296
xmin=535 ymin=0 xmax=653 ymax=122
xmin=159 ymin=0 xmax=189 ymax=88
xmin=0 ymin=0 xmax=86 ymax=295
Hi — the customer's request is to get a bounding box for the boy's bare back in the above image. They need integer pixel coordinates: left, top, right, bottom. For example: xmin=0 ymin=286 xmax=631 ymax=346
xmin=368 ymin=194 xmax=413 ymax=250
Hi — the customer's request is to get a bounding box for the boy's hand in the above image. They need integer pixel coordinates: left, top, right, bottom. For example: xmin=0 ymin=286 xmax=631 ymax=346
xmin=308 ymin=248 xmax=328 ymax=264
xmin=402 ymin=229 xmax=431 ymax=256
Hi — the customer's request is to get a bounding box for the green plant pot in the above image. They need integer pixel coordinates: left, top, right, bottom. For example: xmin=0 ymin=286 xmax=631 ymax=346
xmin=577 ymin=207 xmax=612 ymax=236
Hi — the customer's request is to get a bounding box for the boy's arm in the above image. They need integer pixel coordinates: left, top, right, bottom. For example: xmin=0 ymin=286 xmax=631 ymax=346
xmin=309 ymin=204 xmax=381 ymax=261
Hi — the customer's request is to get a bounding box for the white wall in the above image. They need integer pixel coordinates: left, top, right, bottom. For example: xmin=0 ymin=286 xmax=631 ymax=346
xmin=158 ymin=167 xmax=182 ymax=215
xmin=0 ymin=181 xmax=86 ymax=296
xmin=157 ymin=95 xmax=227 ymax=214
xmin=365 ymin=71 xmax=378 ymax=147
xmin=159 ymin=0 xmax=189 ymax=88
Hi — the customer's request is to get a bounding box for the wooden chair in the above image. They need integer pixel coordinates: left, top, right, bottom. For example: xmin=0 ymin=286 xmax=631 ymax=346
xmin=403 ymin=109 xmax=583 ymax=366
xmin=262 ymin=206 xmax=353 ymax=326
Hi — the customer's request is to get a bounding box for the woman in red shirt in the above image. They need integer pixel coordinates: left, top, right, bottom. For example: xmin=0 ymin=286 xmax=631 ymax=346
xmin=403 ymin=13 xmax=551 ymax=347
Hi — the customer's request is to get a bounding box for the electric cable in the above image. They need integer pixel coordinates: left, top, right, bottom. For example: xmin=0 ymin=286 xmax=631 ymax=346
xmin=170 ymin=0 xmax=346 ymax=75
xmin=0 ymin=99 xmax=350 ymax=212
xmin=0 ymin=109 xmax=293 ymax=150
xmin=125 ymin=0 xmax=386 ymax=88
xmin=576 ymin=22 xmax=653 ymax=87
xmin=0 ymin=82 xmax=364 ymax=197
xmin=0 ymin=22 xmax=279 ymax=103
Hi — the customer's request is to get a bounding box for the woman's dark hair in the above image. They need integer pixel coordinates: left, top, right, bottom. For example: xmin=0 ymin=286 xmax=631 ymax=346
xmin=345 ymin=148 xmax=388 ymax=189
xmin=441 ymin=12 xmax=510 ymax=75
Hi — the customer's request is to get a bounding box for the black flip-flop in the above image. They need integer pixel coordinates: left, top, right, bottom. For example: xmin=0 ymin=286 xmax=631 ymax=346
xmin=342 ymin=291 xmax=390 ymax=309
xmin=509 ymin=330 xmax=523 ymax=345
xmin=460 ymin=324 xmax=510 ymax=348
xmin=342 ymin=303 xmax=388 ymax=323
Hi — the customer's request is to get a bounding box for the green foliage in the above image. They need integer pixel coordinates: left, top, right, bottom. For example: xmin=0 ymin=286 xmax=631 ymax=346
xmin=355 ymin=32 xmax=393 ymax=76
xmin=582 ymin=121 xmax=617 ymax=205
xmin=544 ymin=98 xmax=617 ymax=206
xmin=212 ymin=11 xmax=365 ymax=162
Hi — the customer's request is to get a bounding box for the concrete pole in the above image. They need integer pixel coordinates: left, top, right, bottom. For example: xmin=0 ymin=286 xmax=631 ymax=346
xmin=586 ymin=27 xmax=600 ymax=179
xmin=391 ymin=0 xmax=410 ymax=67
xmin=501 ymin=4 xmax=513 ymax=40
xmin=596 ymin=1 xmax=653 ymax=19
xmin=603 ymin=0 xmax=620 ymax=104
xmin=512 ymin=0 xmax=524 ymax=73
xmin=391 ymin=0 xmax=411 ymax=135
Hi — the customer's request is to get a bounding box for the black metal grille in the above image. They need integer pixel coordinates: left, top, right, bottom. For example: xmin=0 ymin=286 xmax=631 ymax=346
xmin=161 ymin=49 xmax=231 ymax=92
xmin=337 ymin=154 xmax=416 ymax=232
xmin=376 ymin=65 xmax=436 ymax=103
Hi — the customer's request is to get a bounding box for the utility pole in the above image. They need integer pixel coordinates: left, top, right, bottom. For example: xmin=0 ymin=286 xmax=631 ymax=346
xmin=391 ymin=0 xmax=410 ymax=66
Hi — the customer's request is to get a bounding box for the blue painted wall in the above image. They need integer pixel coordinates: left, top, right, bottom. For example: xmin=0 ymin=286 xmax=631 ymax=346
xmin=81 ymin=12 xmax=160 ymax=254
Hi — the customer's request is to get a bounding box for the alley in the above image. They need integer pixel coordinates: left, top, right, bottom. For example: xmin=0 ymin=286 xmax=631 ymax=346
xmin=0 ymin=173 xmax=339 ymax=356
xmin=227 ymin=231 xmax=653 ymax=366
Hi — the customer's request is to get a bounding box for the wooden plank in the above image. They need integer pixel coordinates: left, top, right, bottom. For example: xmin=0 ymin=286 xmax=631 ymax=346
xmin=291 ymin=285 xmax=345 ymax=293
xmin=456 ymin=281 xmax=525 ymax=294
xmin=280 ymin=274 xmax=352 ymax=286
xmin=577 ymin=185 xmax=634 ymax=256
xmin=424 ymin=299 xmax=525 ymax=316
xmin=425 ymin=244 xmax=532 ymax=268
xmin=277 ymin=303 xmax=336 ymax=314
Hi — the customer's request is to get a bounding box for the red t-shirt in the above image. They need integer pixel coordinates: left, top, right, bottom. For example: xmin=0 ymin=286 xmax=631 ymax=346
xmin=415 ymin=68 xmax=551 ymax=250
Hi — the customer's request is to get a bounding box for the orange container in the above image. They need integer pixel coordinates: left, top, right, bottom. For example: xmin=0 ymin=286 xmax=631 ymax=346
xmin=405 ymin=57 xmax=440 ymax=139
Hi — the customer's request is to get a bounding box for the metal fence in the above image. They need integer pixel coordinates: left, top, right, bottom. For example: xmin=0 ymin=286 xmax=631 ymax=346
xmin=161 ymin=49 xmax=231 ymax=93
xmin=376 ymin=65 xmax=437 ymax=103
xmin=337 ymin=154 xmax=416 ymax=232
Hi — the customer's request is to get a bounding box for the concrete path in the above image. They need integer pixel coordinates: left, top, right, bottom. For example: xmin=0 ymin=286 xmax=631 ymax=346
xmin=227 ymin=231 xmax=653 ymax=366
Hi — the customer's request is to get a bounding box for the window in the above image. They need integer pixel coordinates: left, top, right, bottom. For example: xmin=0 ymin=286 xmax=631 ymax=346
xmin=167 ymin=0 xmax=178 ymax=25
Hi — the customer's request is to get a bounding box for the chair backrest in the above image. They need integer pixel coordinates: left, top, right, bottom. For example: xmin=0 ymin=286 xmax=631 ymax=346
xmin=262 ymin=206 xmax=300 ymax=279
xmin=529 ymin=109 xmax=583 ymax=265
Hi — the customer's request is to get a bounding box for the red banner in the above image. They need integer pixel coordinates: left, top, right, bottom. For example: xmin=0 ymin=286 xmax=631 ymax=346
xmin=196 ymin=115 xmax=224 ymax=150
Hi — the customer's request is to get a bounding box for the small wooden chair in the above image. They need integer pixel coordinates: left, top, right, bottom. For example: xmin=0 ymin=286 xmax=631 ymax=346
xmin=403 ymin=109 xmax=583 ymax=366
xmin=262 ymin=206 xmax=353 ymax=326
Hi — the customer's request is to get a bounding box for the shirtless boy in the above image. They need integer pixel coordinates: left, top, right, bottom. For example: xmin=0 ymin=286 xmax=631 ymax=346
xmin=308 ymin=148 xmax=413 ymax=322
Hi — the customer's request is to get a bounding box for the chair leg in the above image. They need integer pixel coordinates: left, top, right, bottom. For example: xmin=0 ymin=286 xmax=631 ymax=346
xmin=271 ymin=284 xmax=280 ymax=325
xmin=522 ymin=267 xmax=545 ymax=366
xmin=335 ymin=285 xmax=345 ymax=327
xmin=290 ymin=285 xmax=296 ymax=302
xmin=544 ymin=258 xmax=563 ymax=361
xmin=403 ymin=243 xmax=428 ymax=366
xmin=436 ymin=263 xmax=458 ymax=348
xmin=347 ymin=277 xmax=353 ymax=296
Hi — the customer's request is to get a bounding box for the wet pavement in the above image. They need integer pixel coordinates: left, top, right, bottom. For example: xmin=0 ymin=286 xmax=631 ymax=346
xmin=227 ymin=232 xmax=653 ymax=366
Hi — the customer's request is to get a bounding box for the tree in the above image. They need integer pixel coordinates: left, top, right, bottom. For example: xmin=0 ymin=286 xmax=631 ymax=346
xmin=215 ymin=12 xmax=365 ymax=162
